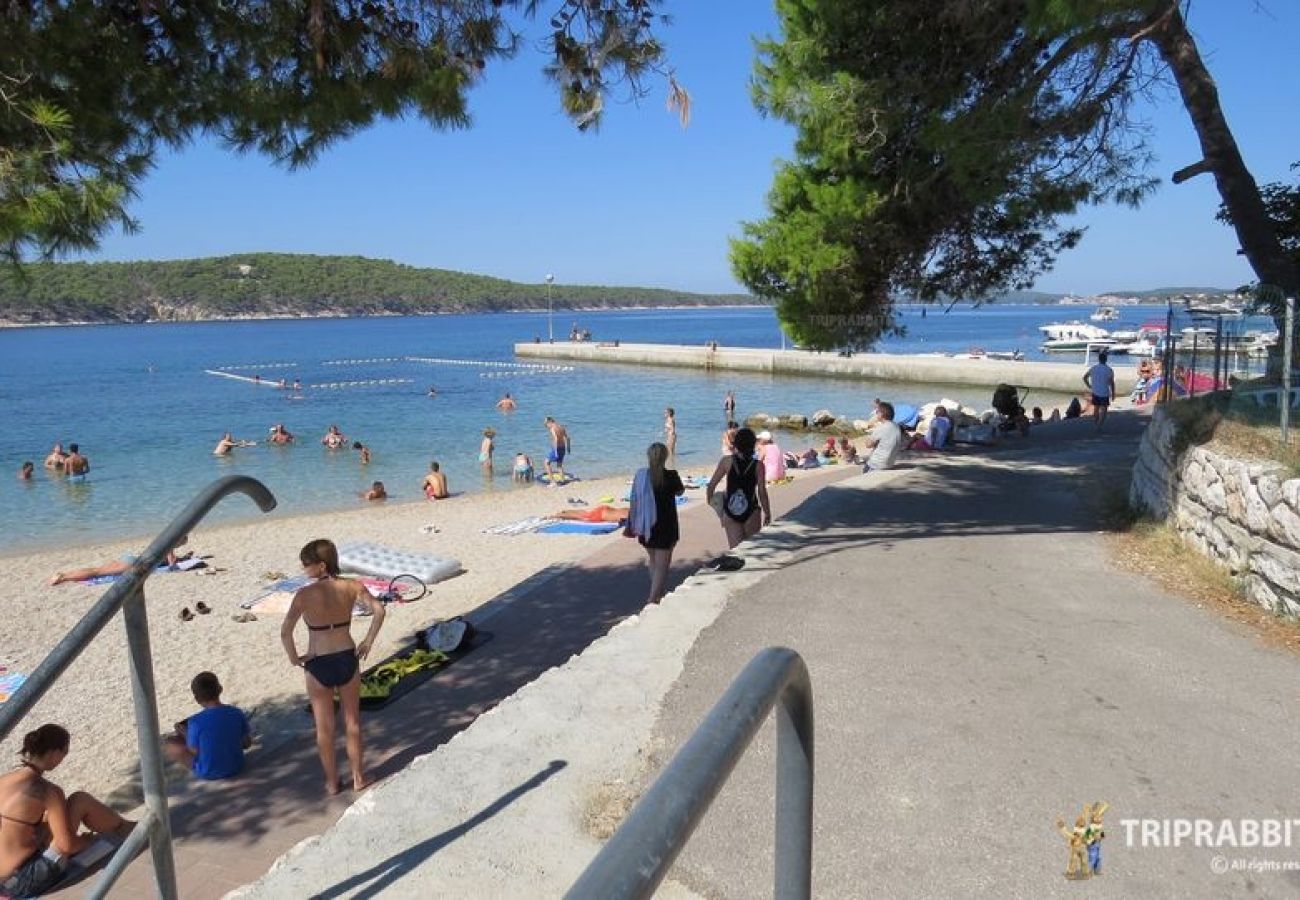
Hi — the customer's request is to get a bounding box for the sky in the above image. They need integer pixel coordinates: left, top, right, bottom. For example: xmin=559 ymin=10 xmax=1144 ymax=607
xmin=77 ymin=1 xmax=1300 ymax=297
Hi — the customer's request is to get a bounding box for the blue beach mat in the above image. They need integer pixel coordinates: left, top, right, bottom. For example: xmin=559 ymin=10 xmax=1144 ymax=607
xmin=537 ymin=521 xmax=620 ymax=535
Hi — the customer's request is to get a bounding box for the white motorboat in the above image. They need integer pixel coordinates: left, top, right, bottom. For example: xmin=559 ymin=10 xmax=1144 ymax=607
xmin=1185 ymin=299 xmax=1247 ymax=317
xmin=1039 ymin=321 xmax=1115 ymax=352
xmin=1090 ymin=306 xmax=1120 ymax=322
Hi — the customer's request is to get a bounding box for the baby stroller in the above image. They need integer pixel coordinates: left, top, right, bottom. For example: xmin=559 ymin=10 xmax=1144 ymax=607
xmin=991 ymin=384 xmax=1030 ymax=436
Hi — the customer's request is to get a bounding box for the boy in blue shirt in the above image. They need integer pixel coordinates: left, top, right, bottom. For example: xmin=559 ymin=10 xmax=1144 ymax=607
xmin=164 ymin=671 xmax=251 ymax=780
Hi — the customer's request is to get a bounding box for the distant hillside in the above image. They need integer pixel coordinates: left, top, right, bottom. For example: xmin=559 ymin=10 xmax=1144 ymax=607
xmin=1099 ymin=286 xmax=1234 ymax=299
xmin=0 ymin=254 xmax=758 ymax=325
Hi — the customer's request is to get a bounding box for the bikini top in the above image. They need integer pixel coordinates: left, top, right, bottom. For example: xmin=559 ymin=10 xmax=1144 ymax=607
xmin=306 ymin=620 xmax=351 ymax=632
xmin=1 ymin=764 xmax=46 ymax=828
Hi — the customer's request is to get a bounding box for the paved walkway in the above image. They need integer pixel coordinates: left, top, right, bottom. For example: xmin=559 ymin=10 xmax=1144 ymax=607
xmin=655 ymin=411 xmax=1300 ymax=898
xmin=232 ymin=408 xmax=1300 ymax=899
xmin=69 ymin=465 xmax=856 ymax=899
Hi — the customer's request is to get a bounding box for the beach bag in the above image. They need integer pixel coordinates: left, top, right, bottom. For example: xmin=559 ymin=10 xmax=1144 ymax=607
xmin=725 ymin=457 xmax=754 ymax=518
xmin=725 ymin=486 xmax=751 ymax=518
xmin=417 ymin=617 xmax=476 ymax=654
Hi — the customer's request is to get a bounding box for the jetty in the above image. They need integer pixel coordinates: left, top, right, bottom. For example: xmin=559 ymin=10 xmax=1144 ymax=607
xmin=514 ymin=341 xmax=1134 ymax=394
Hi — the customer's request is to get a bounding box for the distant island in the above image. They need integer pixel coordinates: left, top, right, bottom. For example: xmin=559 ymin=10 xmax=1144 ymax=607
xmin=0 ymin=252 xmax=1241 ymax=326
xmin=0 ymin=253 xmax=760 ymax=326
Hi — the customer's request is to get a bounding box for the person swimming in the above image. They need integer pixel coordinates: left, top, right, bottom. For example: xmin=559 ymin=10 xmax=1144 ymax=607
xmin=63 ymin=444 xmax=89 ymax=480
xmin=362 ymin=481 xmax=386 ymax=501
xmin=513 ymin=452 xmax=534 ymax=483
xmin=321 ymin=425 xmax=347 ymax=449
xmin=422 ymin=461 xmax=449 ymax=499
xmin=495 ymin=393 xmax=517 ymax=411
xmin=17 ymin=461 xmax=34 ymax=481
xmin=43 ymin=443 xmax=67 ymax=471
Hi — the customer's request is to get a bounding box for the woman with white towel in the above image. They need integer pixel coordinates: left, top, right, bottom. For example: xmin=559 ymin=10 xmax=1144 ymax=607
xmin=627 ymin=443 xmax=684 ymax=605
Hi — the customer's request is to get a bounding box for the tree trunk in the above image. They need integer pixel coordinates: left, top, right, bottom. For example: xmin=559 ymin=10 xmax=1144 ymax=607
xmin=1147 ymin=6 xmax=1299 ymax=366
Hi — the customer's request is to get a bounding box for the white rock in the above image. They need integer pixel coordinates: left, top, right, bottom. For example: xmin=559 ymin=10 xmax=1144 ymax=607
xmin=1268 ymin=503 xmax=1300 ymax=550
xmin=1257 ymin=474 xmax=1282 ymax=508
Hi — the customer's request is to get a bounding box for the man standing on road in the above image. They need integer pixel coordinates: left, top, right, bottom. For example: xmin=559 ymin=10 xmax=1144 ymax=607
xmin=1083 ymin=350 xmax=1116 ymax=431
xmin=544 ymin=416 xmax=571 ymax=483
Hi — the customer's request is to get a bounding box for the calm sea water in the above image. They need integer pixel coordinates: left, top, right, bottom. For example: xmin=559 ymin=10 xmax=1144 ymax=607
xmin=0 ymin=304 xmax=1262 ymax=553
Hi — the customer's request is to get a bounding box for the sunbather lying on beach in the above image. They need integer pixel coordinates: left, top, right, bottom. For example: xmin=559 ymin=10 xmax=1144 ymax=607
xmin=49 ymin=539 xmax=191 ymax=585
xmin=550 ymin=505 xmax=629 ymax=524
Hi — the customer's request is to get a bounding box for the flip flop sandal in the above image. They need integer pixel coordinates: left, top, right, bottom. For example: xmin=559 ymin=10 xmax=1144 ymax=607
xmin=179 ymin=607 xmax=194 ymax=622
xmin=195 ymin=602 xmax=212 ymax=615
xmin=231 ymin=612 xmax=257 ymax=623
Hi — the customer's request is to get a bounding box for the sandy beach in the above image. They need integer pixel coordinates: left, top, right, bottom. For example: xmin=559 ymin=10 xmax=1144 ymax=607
xmin=0 ymin=462 xmax=839 ymax=801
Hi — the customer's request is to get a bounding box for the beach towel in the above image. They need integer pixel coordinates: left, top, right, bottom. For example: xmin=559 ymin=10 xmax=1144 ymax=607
xmin=892 ymin=403 xmax=921 ymax=429
xmin=627 ymin=467 xmax=657 ymax=539
xmin=537 ymin=521 xmax=621 ymax=535
xmin=240 ymin=576 xmax=396 ymax=614
xmin=482 ymin=516 xmax=558 ymax=536
xmin=0 ymin=672 xmax=29 ymax=704
xmin=73 ymin=557 xmax=208 ymax=586
xmin=355 ymin=629 xmax=492 ymax=710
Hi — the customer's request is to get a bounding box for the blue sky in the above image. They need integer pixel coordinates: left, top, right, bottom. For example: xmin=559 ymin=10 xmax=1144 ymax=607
xmin=80 ymin=1 xmax=1300 ymax=297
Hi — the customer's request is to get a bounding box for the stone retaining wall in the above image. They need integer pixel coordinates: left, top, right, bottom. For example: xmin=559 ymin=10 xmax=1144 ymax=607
xmin=1130 ymin=407 xmax=1300 ymax=617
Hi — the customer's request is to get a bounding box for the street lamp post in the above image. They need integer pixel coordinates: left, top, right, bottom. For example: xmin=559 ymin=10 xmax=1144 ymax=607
xmin=545 ymin=273 xmax=554 ymax=343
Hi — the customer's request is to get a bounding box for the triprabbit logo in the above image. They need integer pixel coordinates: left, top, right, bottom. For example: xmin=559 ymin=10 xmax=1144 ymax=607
xmin=1055 ymin=802 xmax=1108 ymax=880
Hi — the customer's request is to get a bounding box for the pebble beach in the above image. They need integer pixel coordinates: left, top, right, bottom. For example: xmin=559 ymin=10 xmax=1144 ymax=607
xmin=0 ymin=470 xmax=701 ymax=799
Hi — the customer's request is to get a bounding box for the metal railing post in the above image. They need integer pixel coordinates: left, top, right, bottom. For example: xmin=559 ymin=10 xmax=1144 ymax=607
xmin=118 ymin=585 xmax=178 ymax=899
xmin=1283 ymin=297 xmax=1294 ymax=448
xmin=567 ymin=647 xmax=814 ymax=900
xmin=775 ymin=675 xmax=814 ymax=898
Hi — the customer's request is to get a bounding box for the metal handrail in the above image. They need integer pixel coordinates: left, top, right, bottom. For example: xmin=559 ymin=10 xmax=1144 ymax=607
xmin=0 ymin=475 xmax=276 ymax=899
xmin=567 ymin=647 xmax=814 ymax=900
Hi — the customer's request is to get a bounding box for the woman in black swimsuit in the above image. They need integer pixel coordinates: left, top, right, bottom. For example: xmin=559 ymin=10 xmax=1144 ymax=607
xmin=706 ymin=427 xmax=771 ymax=549
xmin=0 ymin=724 xmax=133 ymax=898
xmin=281 ymin=539 xmax=386 ymax=795
xmin=631 ymin=442 xmax=685 ymax=605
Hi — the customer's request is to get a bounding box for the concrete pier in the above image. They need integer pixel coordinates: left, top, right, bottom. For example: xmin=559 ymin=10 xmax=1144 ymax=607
xmin=514 ymin=341 xmax=1134 ymax=394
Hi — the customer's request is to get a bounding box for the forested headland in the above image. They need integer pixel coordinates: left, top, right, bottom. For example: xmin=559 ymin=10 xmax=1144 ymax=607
xmin=0 ymin=254 xmax=758 ymax=325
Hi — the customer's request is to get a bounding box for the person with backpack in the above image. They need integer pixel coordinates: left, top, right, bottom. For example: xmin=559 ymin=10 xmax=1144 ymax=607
xmin=627 ymin=442 xmax=685 ymax=604
xmin=706 ymin=427 xmax=771 ymax=550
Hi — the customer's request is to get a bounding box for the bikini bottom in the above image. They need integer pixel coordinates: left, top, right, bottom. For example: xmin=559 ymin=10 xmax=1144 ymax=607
xmin=305 ymin=649 xmax=359 ymax=688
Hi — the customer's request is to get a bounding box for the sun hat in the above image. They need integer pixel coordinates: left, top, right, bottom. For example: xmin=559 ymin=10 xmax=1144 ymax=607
xmin=757 ymin=430 xmax=772 ymax=441
xmin=483 ymin=427 xmax=496 ymax=437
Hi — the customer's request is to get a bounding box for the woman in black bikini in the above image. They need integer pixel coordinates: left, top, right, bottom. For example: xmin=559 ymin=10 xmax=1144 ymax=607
xmin=0 ymin=724 xmax=133 ymax=898
xmin=281 ymin=539 xmax=386 ymax=795
xmin=706 ymin=427 xmax=772 ymax=549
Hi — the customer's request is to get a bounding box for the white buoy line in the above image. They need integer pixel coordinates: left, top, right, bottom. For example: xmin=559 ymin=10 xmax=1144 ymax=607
xmin=204 ymin=370 xmax=291 ymax=387
xmin=212 ymin=363 xmax=298 ymax=371
xmin=311 ymin=379 xmax=415 ymax=389
xmin=404 ymin=356 xmax=565 ymax=371
xmin=321 ymin=358 xmax=405 ymax=366
xmin=479 ymin=367 xmax=573 ymax=378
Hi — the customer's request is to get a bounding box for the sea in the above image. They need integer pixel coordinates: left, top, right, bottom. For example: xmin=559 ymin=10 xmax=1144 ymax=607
xmin=0 ymin=303 xmax=1270 ymax=554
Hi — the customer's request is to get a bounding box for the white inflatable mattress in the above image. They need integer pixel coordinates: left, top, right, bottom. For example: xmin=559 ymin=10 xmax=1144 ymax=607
xmin=336 ymin=541 xmax=461 ymax=585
